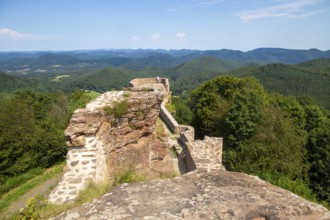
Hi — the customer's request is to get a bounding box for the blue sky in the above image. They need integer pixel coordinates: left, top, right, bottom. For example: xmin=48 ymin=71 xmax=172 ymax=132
xmin=0 ymin=0 xmax=329 ymax=51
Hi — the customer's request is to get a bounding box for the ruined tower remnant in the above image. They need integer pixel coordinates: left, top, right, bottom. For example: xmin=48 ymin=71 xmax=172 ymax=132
xmin=49 ymin=78 xmax=224 ymax=204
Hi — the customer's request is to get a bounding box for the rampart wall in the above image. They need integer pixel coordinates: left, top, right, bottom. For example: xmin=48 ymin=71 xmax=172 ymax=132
xmin=129 ymin=78 xmax=224 ymax=173
xmin=50 ymin=77 xmax=224 ymax=204
xmin=49 ymin=89 xmax=172 ymax=204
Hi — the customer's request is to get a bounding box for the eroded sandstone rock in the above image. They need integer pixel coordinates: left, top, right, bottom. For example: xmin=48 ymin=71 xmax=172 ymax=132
xmin=52 ymin=169 xmax=330 ymax=220
xmin=49 ymin=88 xmax=175 ymax=204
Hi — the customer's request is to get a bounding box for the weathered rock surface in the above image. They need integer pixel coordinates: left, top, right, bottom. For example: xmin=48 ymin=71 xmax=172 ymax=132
xmin=49 ymin=88 xmax=175 ymax=204
xmin=53 ymin=169 xmax=330 ymax=220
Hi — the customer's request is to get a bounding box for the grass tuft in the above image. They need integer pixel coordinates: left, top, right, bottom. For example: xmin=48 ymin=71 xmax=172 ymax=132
xmin=169 ymin=146 xmax=178 ymax=158
xmin=75 ymin=181 xmax=110 ymax=204
xmin=104 ymin=99 xmax=129 ymax=119
xmin=113 ymin=169 xmax=145 ymax=187
xmin=122 ymin=93 xmax=130 ymax=98
xmin=156 ymin=118 xmax=167 ymax=139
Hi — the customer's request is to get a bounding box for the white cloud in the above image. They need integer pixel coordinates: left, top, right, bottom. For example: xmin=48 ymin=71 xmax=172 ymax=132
xmin=0 ymin=28 xmax=29 ymax=39
xmin=175 ymin=32 xmax=187 ymax=40
xmin=149 ymin=33 xmax=161 ymax=42
xmin=298 ymin=9 xmax=329 ymax=18
xmin=238 ymin=0 xmax=325 ymax=23
xmin=0 ymin=28 xmax=52 ymax=40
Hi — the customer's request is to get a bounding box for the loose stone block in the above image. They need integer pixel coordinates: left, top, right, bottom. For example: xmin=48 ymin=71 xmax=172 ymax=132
xmin=70 ymin=161 xmax=79 ymax=166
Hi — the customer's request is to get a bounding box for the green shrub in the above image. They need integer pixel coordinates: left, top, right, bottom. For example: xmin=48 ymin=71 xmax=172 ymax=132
xmin=165 ymin=103 xmax=176 ymax=114
xmin=141 ymin=87 xmax=150 ymax=92
xmin=259 ymin=172 xmax=317 ymax=202
xmin=16 ymin=196 xmax=48 ymax=220
xmin=122 ymin=93 xmax=130 ymax=98
xmin=104 ymin=100 xmax=129 ymax=119
xmin=135 ymin=111 xmax=143 ymax=117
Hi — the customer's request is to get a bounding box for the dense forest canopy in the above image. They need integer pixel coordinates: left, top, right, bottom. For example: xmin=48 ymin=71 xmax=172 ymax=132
xmin=182 ymin=76 xmax=329 ymax=205
xmin=0 ymin=90 xmax=98 ymax=185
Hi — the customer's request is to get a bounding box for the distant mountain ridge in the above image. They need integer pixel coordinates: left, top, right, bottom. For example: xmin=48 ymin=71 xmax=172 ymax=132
xmin=228 ymin=59 xmax=330 ymax=108
xmin=1 ymin=47 xmax=329 ymax=66
xmin=0 ymin=49 xmax=329 ymax=108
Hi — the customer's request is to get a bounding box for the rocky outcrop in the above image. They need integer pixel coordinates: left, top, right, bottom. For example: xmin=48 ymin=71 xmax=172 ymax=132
xmin=53 ymin=169 xmax=330 ymax=220
xmin=49 ymin=88 xmax=175 ymax=204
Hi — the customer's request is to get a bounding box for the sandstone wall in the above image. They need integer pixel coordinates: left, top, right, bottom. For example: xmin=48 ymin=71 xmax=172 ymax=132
xmin=159 ymin=103 xmax=180 ymax=133
xmin=49 ymin=89 xmax=174 ymax=204
xmin=130 ymin=77 xmax=180 ymax=134
xmin=50 ymin=77 xmax=224 ymax=204
xmin=129 ymin=77 xmax=225 ymax=173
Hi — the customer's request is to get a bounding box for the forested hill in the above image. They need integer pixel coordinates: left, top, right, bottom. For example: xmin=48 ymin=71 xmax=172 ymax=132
xmin=296 ymin=58 xmax=330 ymax=73
xmin=228 ymin=59 xmax=330 ymax=109
xmin=243 ymin=48 xmax=330 ymax=64
xmin=63 ymin=67 xmax=158 ymax=92
xmin=51 ymin=56 xmax=243 ymax=95
xmin=1 ymin=56 xmax=329 ymax=108
xmin=165 ymin=56 xmax=243 ymax=94
xmin=0 ymin=71 xmax=61 ymax=93
xmin=1 ymin=48 xmax=330 ymax=76
xmin=1 ymin=49 xmax=329 ymax=108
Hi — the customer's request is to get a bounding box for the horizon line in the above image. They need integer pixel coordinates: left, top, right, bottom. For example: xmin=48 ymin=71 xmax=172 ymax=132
xmin=0 ymin=47 xmax=328 ymax=53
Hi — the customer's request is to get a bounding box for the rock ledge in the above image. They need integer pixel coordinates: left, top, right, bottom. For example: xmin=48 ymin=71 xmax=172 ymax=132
xmin=52 ymin=169 xmax=330 ymax=220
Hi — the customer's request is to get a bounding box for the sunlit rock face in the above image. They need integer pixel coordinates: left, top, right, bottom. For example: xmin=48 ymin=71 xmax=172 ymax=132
xmin=53 ymin=169 xmax=330 ymax=220
xmin=49 ymin=88 xmax=175 ymax=204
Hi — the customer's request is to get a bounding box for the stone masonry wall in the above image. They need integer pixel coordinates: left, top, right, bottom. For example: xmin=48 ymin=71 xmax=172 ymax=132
xmin=50 ymin=77 xmax=224 ymax=204
xmin=129 ymin=78 xmax=225 ymax=173
xmin=48 ymin=92 xmax=120 ymax=204
xmin=49 ymin=89 xmax=172 ymax=204
xmin=130 ymin=77 xmax=180 ymax=134
xmin=159 ymin=103 xmax=180 ymax=133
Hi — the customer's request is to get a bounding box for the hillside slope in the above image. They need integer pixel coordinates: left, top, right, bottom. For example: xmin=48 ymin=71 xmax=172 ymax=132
xmin=63 ymin=67 xmax=158 ymax=92
xmin=0 ymin=71 xmax=61 ymax=93
xmin=228 ymin=61 xmax=330 ymax=108
xmin=164 ymin=56 xmax=243 ymax=94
